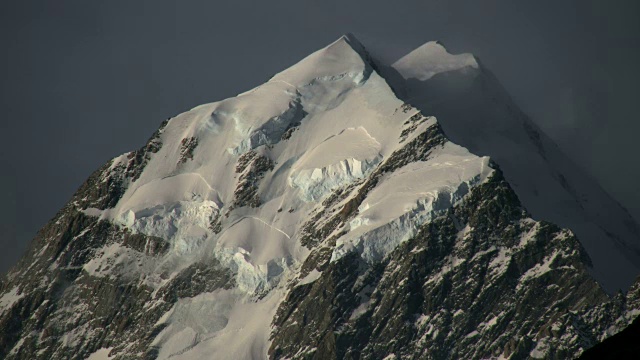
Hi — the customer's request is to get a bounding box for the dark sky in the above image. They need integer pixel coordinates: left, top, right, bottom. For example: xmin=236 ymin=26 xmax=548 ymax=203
xmin=1 ymin=0 xmax=639 ymax=273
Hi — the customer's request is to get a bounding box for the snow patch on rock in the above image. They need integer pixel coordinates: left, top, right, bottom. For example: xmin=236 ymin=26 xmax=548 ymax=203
xmin=86 ymin=348 xmax=115 ymax=360
xmin=83 ymin=243 xmax=159 ymax=284
xmin=299 ymin=269 xmax=322 ymax=286
xmin=0 ymin=287 xmax=24 ymax=316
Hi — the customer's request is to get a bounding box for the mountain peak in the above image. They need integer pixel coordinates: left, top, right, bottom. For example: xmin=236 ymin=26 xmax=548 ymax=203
xmin=334 ymin=32 xmax=365 ymax=51
xmin=270 ymin=34 xmax=372 ymax=87
xmin=392 ymin=40 xmax=479 ymax=81
xmin=2 ymin=34 xmax=640 ymax=360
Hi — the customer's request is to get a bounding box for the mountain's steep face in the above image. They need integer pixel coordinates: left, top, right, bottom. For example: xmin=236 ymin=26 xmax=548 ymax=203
xmin=269 ymin=172 xmax=624 ymax=359
xmin=1 ymin=34 xmax=639 ymax=359
xmin=388 ymin=42 xmax=640 ymax=293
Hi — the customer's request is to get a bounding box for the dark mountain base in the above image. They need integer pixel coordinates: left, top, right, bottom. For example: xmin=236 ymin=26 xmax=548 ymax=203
xmin=579 ymin=315 xmax=640 ymax=360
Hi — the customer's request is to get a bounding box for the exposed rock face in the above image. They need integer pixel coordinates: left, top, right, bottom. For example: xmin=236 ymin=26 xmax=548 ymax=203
xmin=231 ymin=149 xmax=275 ymax=210
xmin=2 ymin=34 xmax=640 ymax=359
xmin=178 ymin=136 xmax=199 ymax=164
xmin=270 ymin=172 xmax=614 ymax=359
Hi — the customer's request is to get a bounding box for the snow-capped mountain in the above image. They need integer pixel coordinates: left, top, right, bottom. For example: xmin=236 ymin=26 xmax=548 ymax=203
xmin=1 ymin=34 xmax=639 ymax=359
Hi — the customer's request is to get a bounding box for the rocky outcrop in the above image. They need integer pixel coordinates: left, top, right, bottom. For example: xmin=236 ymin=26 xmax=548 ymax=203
xmin=178 ymin=136 xmax=199 ymax=164
xmin=71 ymin=118 xmax=170 ymax=210
xmin=231 ymin=150 xmax=275 ymax=210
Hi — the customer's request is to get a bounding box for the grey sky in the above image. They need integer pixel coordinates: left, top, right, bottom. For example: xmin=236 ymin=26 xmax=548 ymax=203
xmin=1 ymin=0 xmax=639 ymax=273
